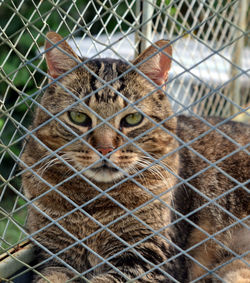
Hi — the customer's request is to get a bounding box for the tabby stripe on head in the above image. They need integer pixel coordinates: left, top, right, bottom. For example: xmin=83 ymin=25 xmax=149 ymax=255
xmin=89 ymin=74 xmax=97 ymax=93
xmin=89 ymin=61 xmax=100 ymax=93
xmin=116 ymin=76 xmax=126 ymax=93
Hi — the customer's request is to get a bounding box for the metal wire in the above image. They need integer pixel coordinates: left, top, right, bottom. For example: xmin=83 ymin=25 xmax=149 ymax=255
xmin=0 ymin=0 xmax=249 ymax=282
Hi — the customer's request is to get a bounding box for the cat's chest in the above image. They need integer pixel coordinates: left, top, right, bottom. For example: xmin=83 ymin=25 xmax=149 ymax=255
xmin=47 ymin=205 xmax=124 ymax=239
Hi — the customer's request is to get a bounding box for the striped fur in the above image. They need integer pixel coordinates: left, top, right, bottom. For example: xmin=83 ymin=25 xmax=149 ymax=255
xmin=21 ymin=32 xmax=249 ymax=283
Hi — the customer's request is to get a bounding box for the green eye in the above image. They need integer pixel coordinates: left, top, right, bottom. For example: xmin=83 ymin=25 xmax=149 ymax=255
xmin=68 ymin=111 xmax=91 ymax=127
xmin=122 ymin=112 xmax=143 ymax=127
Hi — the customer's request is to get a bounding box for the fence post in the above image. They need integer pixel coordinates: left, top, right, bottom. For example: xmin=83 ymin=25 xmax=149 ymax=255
xmin=135 ymin=0 xmax=155 ymax=56
xmin=229 ymin=0 xmax=247 ymax=116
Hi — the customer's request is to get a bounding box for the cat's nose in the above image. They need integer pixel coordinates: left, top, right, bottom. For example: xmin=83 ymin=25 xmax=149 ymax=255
xmin=97 ymin=147 xmax=114 ymax=156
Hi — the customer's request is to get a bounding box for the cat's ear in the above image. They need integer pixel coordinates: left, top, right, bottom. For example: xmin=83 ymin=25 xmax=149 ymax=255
xmin=132 ymin=40 xmax=172 ymax=87
xmin=44 ymin=32 xmax=81 ymax=79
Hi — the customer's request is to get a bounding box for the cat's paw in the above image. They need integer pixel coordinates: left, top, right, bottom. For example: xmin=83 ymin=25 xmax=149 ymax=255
xmin=36 ymin=271 xmax=70 ymax=283
xmin=222 ymin=268 xmax=250 ymax=283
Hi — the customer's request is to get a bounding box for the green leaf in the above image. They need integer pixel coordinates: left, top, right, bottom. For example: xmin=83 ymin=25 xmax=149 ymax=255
xmin=0 ymin=119 xmax=4 ymax=130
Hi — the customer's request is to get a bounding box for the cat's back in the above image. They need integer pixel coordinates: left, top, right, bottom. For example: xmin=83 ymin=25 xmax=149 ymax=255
xmin=174 ymin=116 xmax=250 ymax=282
xmin=174 ymin=114 xmax=249 ymax=223
xmin=176 ymin=115 xmax=249 ymax=182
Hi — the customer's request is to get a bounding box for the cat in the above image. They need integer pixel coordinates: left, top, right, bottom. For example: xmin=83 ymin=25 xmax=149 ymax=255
xmin=21 ymin=32 xmax=250 ymax=283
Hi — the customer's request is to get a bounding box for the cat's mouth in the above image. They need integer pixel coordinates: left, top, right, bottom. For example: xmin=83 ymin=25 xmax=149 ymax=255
xmin=83 ymin=162 xmax=124 ymax=183
xmin=91 ymin=164 xmax=119 ymax=173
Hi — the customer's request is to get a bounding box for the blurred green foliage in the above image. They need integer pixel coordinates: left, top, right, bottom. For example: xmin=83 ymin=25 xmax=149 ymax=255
xmin=0 ymin=197 xmax=27 ymax=253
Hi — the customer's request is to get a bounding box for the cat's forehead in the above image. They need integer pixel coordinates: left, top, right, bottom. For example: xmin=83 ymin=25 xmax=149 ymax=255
xmin=85 ymin=58 xmax=128 ymax=107
xmin=53 ymin=57 xmax=150 ymax=117
xmin=86 ymin=58 xmax=129 ymax=78
xmin=69 ymin=58 xmax=135 ymax=108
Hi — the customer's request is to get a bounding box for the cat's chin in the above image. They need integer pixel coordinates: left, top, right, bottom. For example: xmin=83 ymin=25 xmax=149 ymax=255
xmin=83 ymin=167 xmax=125 ymax=183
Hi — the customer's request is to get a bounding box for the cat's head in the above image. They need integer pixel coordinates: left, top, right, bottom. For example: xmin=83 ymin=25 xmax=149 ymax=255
xmin=33 ymin=32 xmax=177 ymax=183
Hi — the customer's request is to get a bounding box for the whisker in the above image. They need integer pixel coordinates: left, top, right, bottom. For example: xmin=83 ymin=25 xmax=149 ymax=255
xmin=137 ymin=156 xmax=175 ymax=190
xmin=37 ymin=152 xmax=75 ymax=177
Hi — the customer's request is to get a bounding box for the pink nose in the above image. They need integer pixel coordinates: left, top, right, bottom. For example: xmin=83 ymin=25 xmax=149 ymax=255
xmin=97 ymin=147 xmax=114 ymax=155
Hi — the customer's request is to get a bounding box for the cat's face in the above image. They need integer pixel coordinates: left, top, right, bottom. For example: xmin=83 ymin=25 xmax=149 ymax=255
xmin=34 ymin=32 xmax=176 ymax=183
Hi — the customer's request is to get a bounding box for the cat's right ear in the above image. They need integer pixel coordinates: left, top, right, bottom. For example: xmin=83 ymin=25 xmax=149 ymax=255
xmin=44 ymin=32 xmax=81 ymax=80
xmin=132 ymin=40 xmax=172 ymax=87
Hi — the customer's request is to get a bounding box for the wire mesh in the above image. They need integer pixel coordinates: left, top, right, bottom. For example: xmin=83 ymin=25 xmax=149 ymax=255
xmin=0 ymin=0 xmax=249 ymax=282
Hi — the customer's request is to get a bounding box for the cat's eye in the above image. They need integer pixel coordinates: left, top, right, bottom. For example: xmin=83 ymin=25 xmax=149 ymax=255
xmin=68 ymin=111 xmax=92 ymax=127
xmin=121 ymin=112 xmax=143 ymax=127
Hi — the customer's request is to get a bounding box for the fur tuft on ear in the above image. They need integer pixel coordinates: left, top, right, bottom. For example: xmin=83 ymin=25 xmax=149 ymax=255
xmin=132 ymin=40 xmax=172 ymax=87
xmin=45 ymin=32 xmax=80 ymax=79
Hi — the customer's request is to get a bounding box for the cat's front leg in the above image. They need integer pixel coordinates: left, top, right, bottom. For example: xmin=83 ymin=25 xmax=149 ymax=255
xmin=215 ymin=253 xmax=250 ymax=283
xmin=88 ymin=248 xmax=171 ymax=283
xmin=220 ymin=265 xmax=250 ymax=283
xmin=189 ymin=226 xmax=250 ymax=283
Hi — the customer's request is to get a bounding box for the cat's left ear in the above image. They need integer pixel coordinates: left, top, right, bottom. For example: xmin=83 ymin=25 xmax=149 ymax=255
xmin=44 ymin=32 xmax=81 ymax=80
xmin=132 ymin=40 xmax=172 ymax=87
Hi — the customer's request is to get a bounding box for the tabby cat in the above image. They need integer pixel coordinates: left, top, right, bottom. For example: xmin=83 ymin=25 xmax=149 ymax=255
xmin=21 ymin=32 xmax=249 ymax=282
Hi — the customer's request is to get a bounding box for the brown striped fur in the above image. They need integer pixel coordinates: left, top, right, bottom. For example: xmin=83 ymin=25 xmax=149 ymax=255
xmin=21 ymin=32 xmax=249 ymax=282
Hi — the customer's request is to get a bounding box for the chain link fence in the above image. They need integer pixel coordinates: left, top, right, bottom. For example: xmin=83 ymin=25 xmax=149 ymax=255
xmin=0 ymin=0 xmax=249 ymax=282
